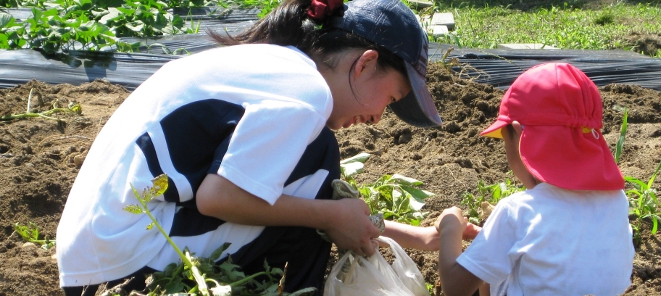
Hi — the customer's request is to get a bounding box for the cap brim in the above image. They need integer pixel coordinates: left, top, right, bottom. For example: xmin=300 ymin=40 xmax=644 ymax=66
xmin=480 ymin=120 xmax=510 ymax=138
xmin=388 ymin=62 xmax=442 ymax=128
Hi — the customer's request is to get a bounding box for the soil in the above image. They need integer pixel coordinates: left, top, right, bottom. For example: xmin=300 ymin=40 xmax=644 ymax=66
xmin=1 ymin=62 xmax=660 ymax=296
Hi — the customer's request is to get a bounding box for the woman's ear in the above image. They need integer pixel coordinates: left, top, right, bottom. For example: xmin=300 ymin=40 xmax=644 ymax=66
xmin=353 ymin=50 xmax=379 ymax=78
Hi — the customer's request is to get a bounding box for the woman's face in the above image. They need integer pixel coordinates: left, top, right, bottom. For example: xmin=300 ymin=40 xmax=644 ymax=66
xmin=325 ymin=50 xmax=412 ymax=130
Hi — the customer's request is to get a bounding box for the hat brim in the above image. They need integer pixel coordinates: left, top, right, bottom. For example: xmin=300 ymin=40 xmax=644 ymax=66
xmin=480 ymin=119 xmax=510 ymax=138
xmin=520 ymin=125 xmax=624 ymax=190
xmin=388 ymin=62 xmax=442 ymax=128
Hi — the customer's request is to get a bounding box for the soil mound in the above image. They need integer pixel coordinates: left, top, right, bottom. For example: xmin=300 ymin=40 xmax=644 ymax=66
xmin=1 ymin=63 xmax=660 ymax=295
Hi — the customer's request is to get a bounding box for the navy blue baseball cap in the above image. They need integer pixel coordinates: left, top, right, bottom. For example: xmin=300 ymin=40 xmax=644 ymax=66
xmin=329 ymin=0 xmax=442 ymax=127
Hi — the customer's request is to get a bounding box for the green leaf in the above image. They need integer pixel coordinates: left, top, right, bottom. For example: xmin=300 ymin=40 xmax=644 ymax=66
xmin=74 ymin=0 xmax=93 ymax=10
xmin=391 ymin=174 xmax=423 ymax=186
xmin=400 ymin=184 xmax=434 ymax=199
xmin=217 ymin=261 xmax=245 ymax=282
xmin=0 ymin=13 xmax=14 ymax=28
xmin=647 ymin=159 xmax=661 ymax=189
xmin=340 ymin=162 xmax=364 ymax=178
xmin=377 ymin=185 xmax=394 ymax=205
xmin=625 ymin=177 xmax=647 ymax=190
xmin=374 ymin=174 xmax=392 ymax=187
xmin=99 ymin=8 xmax=122 ymax=24
xmin=14 ymin=222 xmax=38 ymax=241
xmin=393 ymin=189 xmax=408 ymax=211
xmin=151 ymin=174 xmax=169 ymax=196
xmin=615 ymin=108 xmax=628 ymax=163
xmin=340 ymin=152 xmax=371 ymax=164
xmin=164 ymin=277 xmax=185 ymax=293
xmin=209 ymin=242 xmax=231 ymax=262
xmin=652 ymin=216 xmax=658 ymax=235
xmin=125 ymin=20 xmax=145 ymax=32
xmin=123 ymin=204 xmax=143 ymax=214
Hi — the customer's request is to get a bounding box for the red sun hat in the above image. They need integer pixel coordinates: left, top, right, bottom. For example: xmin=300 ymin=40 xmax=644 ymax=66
xmin=480 ymin=62 xmax=624 ymax=190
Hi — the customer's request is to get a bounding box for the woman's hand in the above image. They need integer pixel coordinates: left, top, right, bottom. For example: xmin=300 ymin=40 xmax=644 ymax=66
xmin=321 ymin=198 xmax=381 ymax=256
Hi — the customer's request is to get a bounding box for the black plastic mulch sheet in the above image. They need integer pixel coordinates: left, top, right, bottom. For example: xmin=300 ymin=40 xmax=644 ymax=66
xmin=2 ymin=7 xmax=661 ymax=92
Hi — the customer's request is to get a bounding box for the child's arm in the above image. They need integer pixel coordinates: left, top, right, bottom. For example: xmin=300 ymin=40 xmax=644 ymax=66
xmin=435 ymin=206 xmax=484 ymax=296
xmin=382 ymin=219 xmax=481 ymax=251
xmin=479 ymin=283 xmax=490 ymax=296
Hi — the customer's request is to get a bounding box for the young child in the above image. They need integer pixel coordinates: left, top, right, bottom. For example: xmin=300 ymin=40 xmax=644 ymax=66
xmin=56 ymin=0 xmax=451 ymax=295
xmin=435 ymin=62 xmax=635 ymax=296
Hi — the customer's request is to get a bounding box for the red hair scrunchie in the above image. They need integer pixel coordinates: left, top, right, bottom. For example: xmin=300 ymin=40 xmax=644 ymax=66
xmin=307 ymin=0 xmax=343 ymax=21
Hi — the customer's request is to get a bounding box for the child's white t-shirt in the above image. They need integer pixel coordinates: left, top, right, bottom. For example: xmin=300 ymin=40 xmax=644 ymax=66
xmin=457 ymin=182 xmax=634 ymax=296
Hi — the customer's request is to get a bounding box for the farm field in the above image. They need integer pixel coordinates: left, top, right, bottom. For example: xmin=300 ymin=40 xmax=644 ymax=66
xmin=0 ymin=62 xmax=660 ymax=295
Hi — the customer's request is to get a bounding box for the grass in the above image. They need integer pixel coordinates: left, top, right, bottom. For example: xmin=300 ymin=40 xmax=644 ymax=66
xmin=420 ymin=0 xmax=661 ymax=56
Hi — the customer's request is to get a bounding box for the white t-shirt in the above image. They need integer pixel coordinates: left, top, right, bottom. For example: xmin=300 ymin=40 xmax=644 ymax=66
xmin=56 ymin=44 xmax=334 ymax=287
xmin=457 ymin=183 xmax=634 ymax=296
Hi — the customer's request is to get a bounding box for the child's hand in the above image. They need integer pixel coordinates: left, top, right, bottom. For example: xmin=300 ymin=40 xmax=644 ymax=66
xmin=435 ymin=206 xmax=480 ymax=240
xmin=463 ymin=221 xmax=481 ymax=240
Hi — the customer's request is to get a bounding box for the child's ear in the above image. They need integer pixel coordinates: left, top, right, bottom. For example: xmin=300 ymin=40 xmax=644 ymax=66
xmin=511 ymin=121 xmax=523 ymax=136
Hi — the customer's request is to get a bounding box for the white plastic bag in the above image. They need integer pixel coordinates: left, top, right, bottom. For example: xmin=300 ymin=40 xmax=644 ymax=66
xmin=324 ymin=236 xmax=429 ymax=296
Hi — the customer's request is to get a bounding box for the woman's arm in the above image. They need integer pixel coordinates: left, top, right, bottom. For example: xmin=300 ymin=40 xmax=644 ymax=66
xmin=196 ymin=174 xmax=381 ymax=256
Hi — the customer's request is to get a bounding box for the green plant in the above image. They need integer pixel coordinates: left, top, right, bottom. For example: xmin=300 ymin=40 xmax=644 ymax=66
xmin=461 ymin=177 xmax=525 ymax=225
xmin=0 ymin=12 xmax=27 ymax=49
xmin=13 ymin=221 xmax=56 ymax=249
xmin=610 ymin=105 xmax=661 ymax=243
xmin=0 ymin=88 xmax=82 ymax=121
xmin=614 ymin=107 xmax=628 ymax=163
xmin=594 ymin=10 xmax=614 ymax=26
xmin=426 ymin=1 xmax=661 ymax=56
xmin=1 ymin=0 xmax=203 ymax=53
xmin=360 ymin=173 xmax=432 ymax=226
xmin=24 ymin=0 xmax=119 ymax=53
xmin=626 ymin=159 xmax=661 ymax=239
xmin=340 ymin=152 xmax=432 ymax=226
xmin=339 ymin=152 xmax=370 ymax=187
xmin=123 ymin=174 xmax=315 ymax=296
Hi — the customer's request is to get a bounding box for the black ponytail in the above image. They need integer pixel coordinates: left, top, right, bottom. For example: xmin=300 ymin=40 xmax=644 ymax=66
xmin=209 ymin=0 xmax=406 ymax=75
xmin=208 ymin=0 xmax=317 ymax=49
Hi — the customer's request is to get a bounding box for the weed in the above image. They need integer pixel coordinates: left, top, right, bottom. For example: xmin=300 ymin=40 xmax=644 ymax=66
xmin=123 ymin=174 xmax=315 ymax=296
xmin=615 ymin=108 xmax=628 ymax=164
xmin=431 ymin=47 xmax=492 ymax=83
xmin=594 ymin=10 xmax=615 ymax=26
xmin=461 ymin=177 xmax=525 ymax=225
xmin=613 ymin=107 xmax=661 ymax=241
xmin=0 ymin=88 xmax=82 ymax=121
xmin=626 ymin=159 xmax=661 ymax=242
xmin=340 ymin=152 xmax=432 ymax=226
xmin=13 ymin=221 xmax=56 ymax=249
